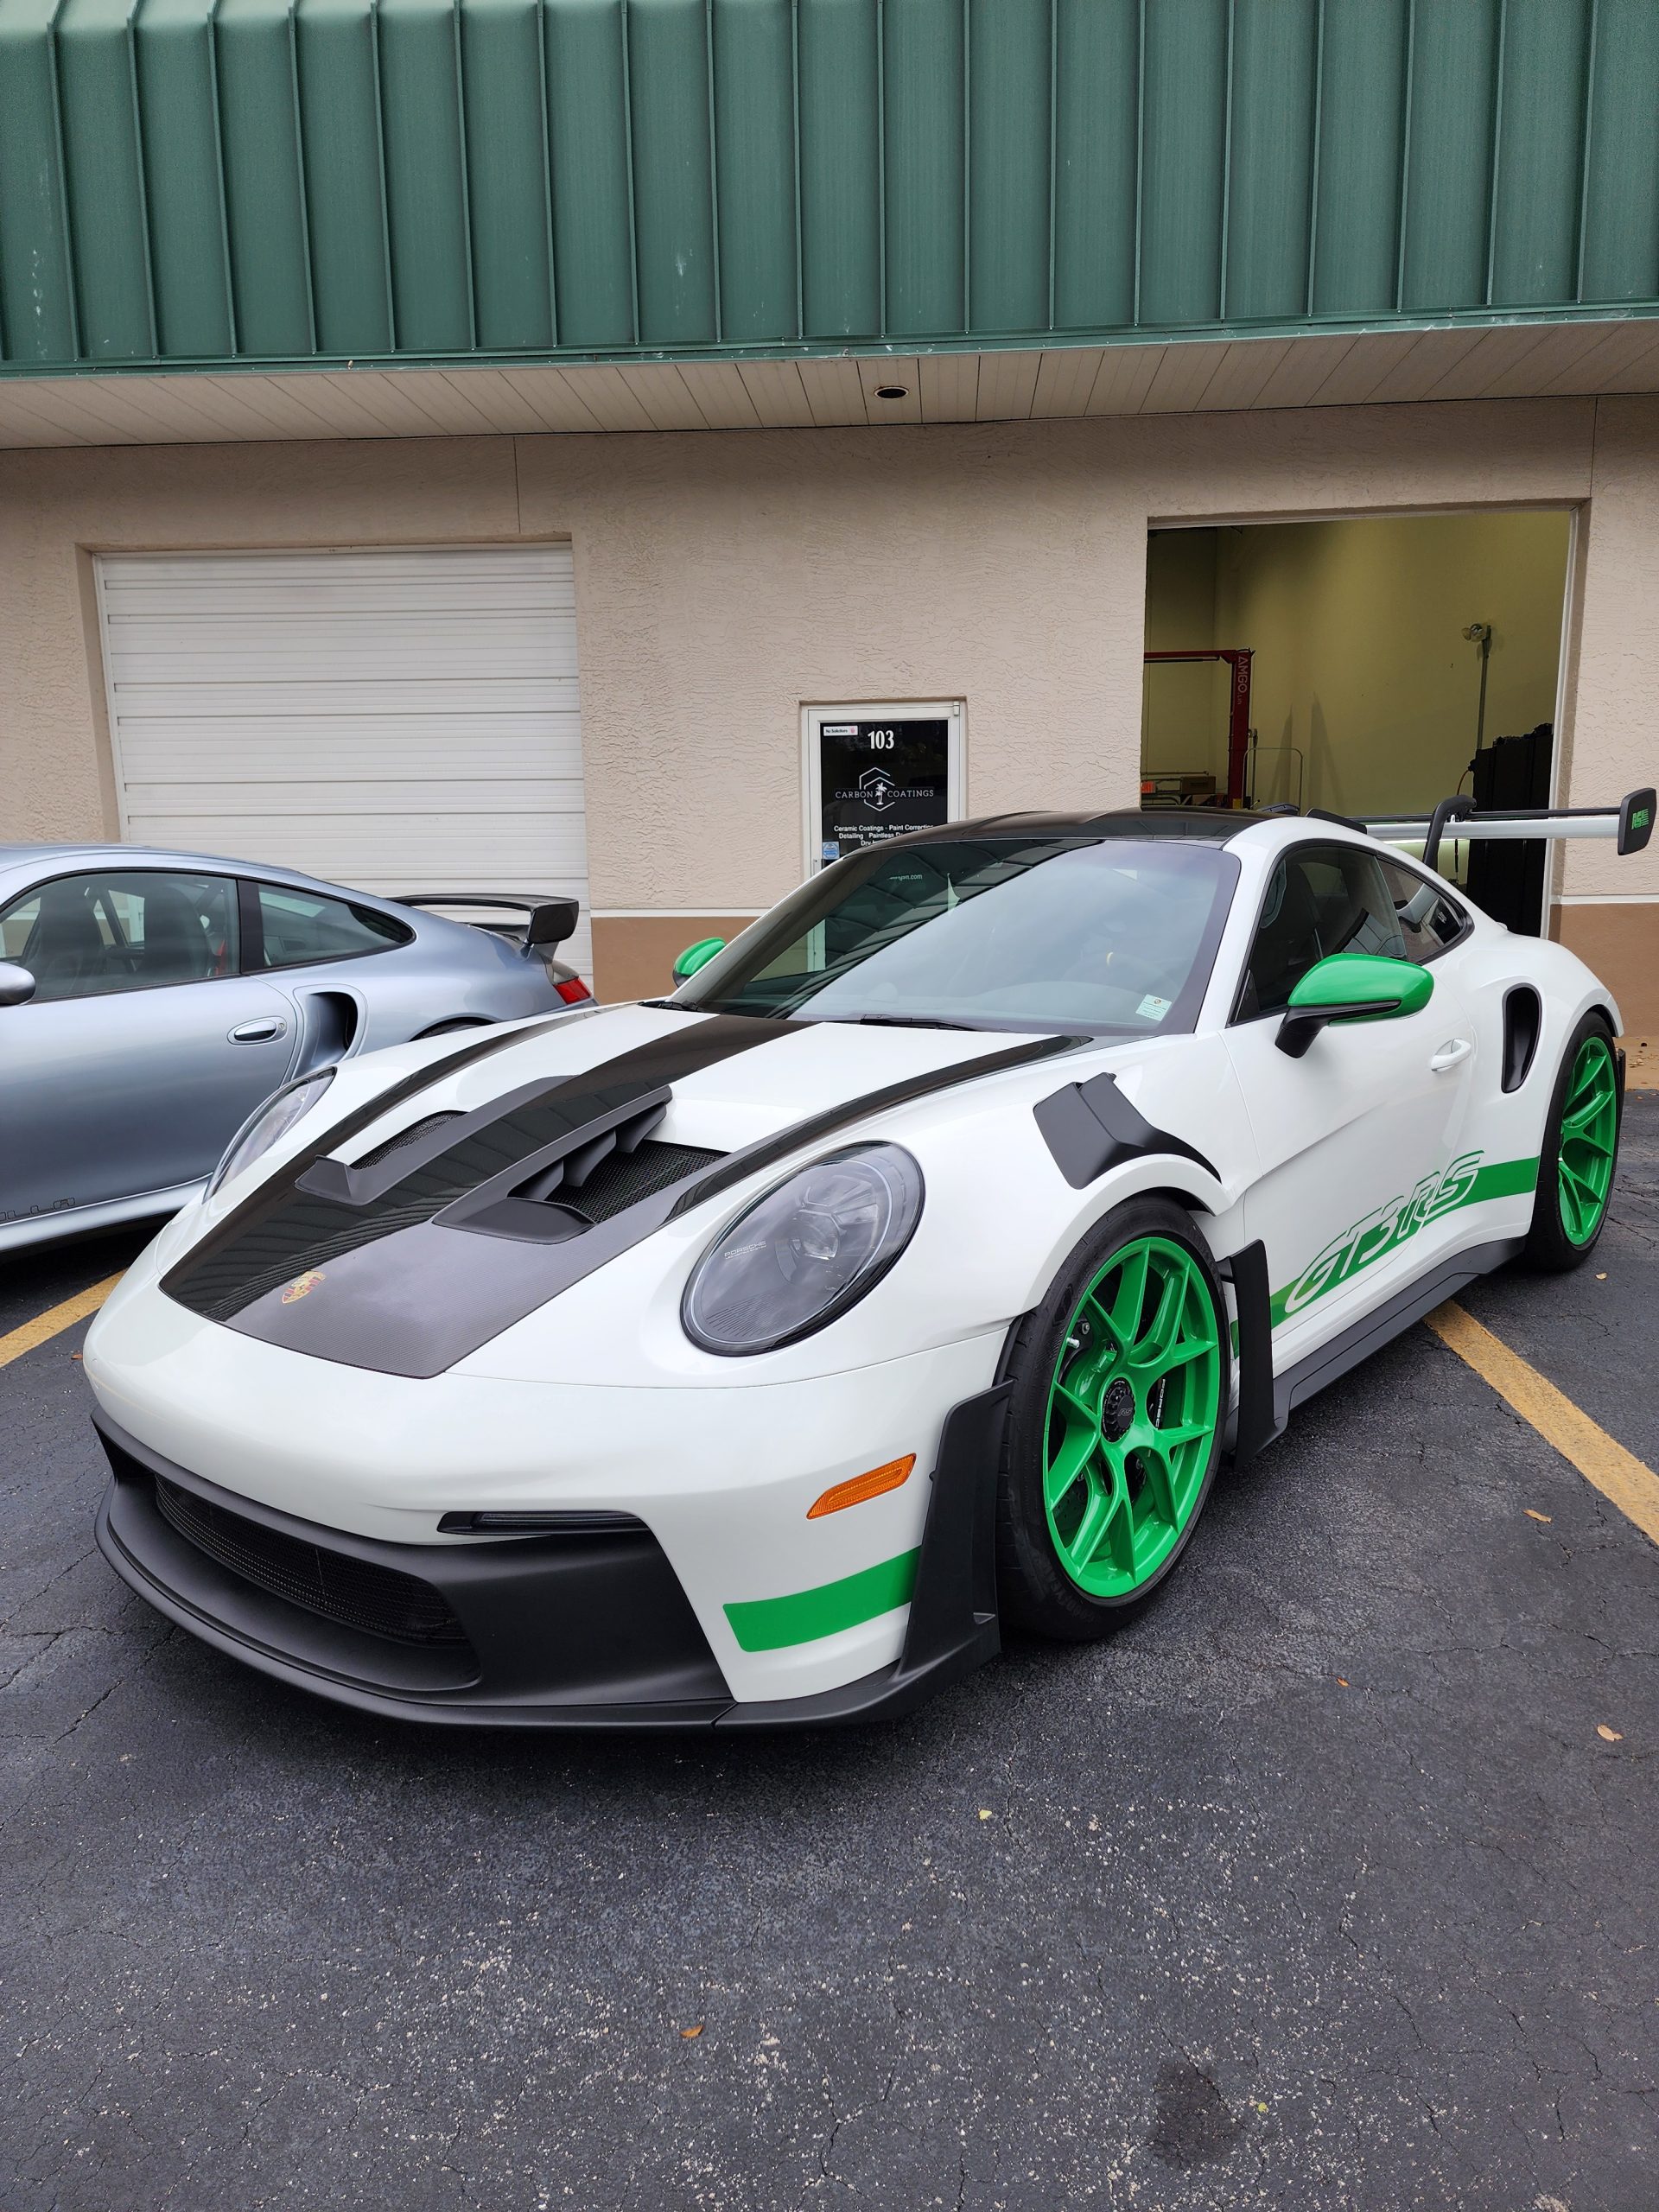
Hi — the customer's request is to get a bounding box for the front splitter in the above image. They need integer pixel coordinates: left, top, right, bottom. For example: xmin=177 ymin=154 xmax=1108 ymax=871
xmin=92 ymin=1388 xmax=1008 ymax=1732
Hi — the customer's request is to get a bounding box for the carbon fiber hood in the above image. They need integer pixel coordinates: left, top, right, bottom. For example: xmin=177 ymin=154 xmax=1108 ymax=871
xmin=162 ymin=1007 xmax=1071 ymax=1378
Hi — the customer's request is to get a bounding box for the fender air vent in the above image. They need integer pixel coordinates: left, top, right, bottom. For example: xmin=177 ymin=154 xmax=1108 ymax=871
xmin=1502 ymin=986 xmax=1541 ymax=1093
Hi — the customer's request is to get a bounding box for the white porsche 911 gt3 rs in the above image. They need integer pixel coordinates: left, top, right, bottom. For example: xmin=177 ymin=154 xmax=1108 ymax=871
xmin=84 ymin=792 xmax=1651 ymax=1729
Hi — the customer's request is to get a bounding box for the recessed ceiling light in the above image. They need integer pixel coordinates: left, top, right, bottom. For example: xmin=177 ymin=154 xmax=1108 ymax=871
xmin=874 ymin=384 xmax=910 ymax=400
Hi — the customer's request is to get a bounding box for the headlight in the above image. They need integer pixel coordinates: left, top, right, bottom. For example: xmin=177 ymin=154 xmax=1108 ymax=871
xmin=683 ymin=1144 xmax=924 ymax=1355
xmin=207 ymin=1069 xmax=336 ymax=1198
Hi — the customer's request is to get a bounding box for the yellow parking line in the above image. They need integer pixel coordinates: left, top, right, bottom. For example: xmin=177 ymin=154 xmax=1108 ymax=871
xmin=0 ymin=1274 xmax=122 ymax=1370
xmin=1426 ymin=1300 xmax=1659 ymax=1546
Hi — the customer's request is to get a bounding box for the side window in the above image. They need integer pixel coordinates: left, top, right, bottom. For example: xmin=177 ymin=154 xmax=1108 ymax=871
xmin=251 ymin=883 xmax=410 ymax=970
xmin=1376 ymin=856 xmax=1470 ymax=963
xmin=0 ymin=872 xmax=238 ymax=1004
xmin=1236 ymin=844 xmax=1408 ymax=1020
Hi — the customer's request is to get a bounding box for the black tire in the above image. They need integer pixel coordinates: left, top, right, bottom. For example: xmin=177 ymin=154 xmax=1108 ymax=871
xmin=995 ymin=1195 xmax=1230 ymax=1642
xmin=1522 ymin=1008 xmax=1621 ymax=1273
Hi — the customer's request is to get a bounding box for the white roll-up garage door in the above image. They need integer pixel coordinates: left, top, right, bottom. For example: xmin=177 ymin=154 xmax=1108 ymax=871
xmin=94 ymin=546 xmax=591 ymax=976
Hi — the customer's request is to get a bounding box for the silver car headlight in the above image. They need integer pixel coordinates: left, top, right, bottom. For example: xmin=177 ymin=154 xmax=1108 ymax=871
xmin=682 ymin=1144 xmax=924 ymax=1356
xmin=207 ymin=1069 xmax=336 ymax=1198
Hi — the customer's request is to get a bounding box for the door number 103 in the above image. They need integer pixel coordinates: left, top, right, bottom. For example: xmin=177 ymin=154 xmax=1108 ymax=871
xmin=864 ymin=728 xmax=897 ymax=749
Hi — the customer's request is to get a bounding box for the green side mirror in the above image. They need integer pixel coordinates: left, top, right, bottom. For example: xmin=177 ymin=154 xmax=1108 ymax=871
xmin=672 ymin=936 xmax=727 ymax=986
xmin=1276 ymin=952 xmax=1433 ymax=1059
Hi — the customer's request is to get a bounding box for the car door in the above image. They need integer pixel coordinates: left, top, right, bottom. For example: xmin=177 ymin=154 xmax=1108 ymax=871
xmin=0 ymin=867 xmax=297 ymax=1224
xmin=1224 ymin=841 xmax=1479 ymax=1360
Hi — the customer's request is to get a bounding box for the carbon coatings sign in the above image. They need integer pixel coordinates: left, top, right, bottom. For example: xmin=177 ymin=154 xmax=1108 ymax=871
xmin=818 ymin=719 xmax=950 ymax=866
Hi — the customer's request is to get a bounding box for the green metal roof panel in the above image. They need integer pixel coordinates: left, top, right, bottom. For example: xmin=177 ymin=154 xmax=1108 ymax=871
xmin=0 ymin=0 xmax=1655 ymax=373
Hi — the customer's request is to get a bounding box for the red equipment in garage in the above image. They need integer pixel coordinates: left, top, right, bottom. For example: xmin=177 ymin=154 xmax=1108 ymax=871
xmin=1142 ymin=647 xmax=1255 ymax=807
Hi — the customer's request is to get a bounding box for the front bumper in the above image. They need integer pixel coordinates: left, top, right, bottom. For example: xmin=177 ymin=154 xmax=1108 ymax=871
xmin=93 ymin=1391 xmax=1008 ymax=1730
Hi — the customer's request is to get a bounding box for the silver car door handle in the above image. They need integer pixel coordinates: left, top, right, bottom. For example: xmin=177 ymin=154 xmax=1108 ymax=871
xmin=228 ymin=1017 xmax=287 ymax=1044
xmin=1429 ymin=1038 xmax=1472 ymax=1071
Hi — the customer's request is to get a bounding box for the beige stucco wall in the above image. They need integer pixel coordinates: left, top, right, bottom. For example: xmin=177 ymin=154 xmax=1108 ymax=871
xmin=2 ymin=391 xmax=1656 ymax=1014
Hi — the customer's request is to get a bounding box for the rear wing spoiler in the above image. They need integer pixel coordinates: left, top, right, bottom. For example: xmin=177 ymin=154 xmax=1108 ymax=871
xmin=392 ymin=893 xmax=552 ymax=918
xmin=1357 ymin=788 xmax=1656 ymax=874
xmin=391 ymin=892 xmax=580 ymax=952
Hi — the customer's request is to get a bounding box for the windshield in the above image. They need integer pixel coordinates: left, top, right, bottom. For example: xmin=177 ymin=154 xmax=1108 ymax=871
xmin=671 ymin=836 xmax=1237 ymax=1034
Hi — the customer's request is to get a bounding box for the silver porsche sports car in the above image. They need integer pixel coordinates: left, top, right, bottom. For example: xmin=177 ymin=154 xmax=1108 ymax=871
xmin=0 ymin=843 xmax=590 ymax=1254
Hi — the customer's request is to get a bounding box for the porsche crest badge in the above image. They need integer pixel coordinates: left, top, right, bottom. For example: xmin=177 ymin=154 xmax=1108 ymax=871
xmin=280 ymin=1269 xmax=326 ymax=1306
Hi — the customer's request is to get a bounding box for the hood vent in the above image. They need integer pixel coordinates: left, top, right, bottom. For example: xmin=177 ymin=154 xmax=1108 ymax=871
xmin=543 ymin=1138 xmax=721 ymax=1226
xmin=353 ymin=1110 xmax=464 ymax=1170
xmin=168 ymin=1077 xmax=726 ymax=1323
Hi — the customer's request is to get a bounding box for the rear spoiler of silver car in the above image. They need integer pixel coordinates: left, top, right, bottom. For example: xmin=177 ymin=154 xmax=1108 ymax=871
xmin=1355 ymin=787 xmax=1656 ymax=874
xmin=391 ymin=892 xmax=579 ymax=954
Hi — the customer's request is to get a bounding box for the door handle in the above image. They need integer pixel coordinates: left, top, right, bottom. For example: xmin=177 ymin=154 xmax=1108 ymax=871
xmin=228 ymin=1017 xmax=287 ymax=1044
xmin=1429 ymin=1038 xmax=1472 ymax=1072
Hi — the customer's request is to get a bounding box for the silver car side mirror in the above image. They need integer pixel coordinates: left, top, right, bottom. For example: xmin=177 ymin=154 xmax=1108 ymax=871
xmin=0 ymin=962 xmax=36 ymax=1007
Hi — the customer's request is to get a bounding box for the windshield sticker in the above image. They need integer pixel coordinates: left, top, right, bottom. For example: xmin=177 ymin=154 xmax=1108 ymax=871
xmin=1137 ymin=994 xmax=1173 ymax=1021
xmin=1270 ymin=1151 xmax=1539 ymax=1326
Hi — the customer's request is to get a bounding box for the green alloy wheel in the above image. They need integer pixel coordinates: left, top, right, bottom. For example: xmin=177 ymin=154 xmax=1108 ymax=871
xmin=1557 ymin=1033 xmax=1618 ymax=1245
xmin=1043 ymin=1236 xmax=1222 ymax=1596
xmin=1524 ymin=1011 xmax=1621 ymax=1273
xmin=996 ymin=1198 xmax=1230 ymax=1639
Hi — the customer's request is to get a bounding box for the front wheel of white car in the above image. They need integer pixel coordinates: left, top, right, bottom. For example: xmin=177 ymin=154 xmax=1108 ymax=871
xmin=995 ymin=1197 xmax=1230 ymax=1642
xmin=1522 ymin=1010 xmax=1621 ymax=1273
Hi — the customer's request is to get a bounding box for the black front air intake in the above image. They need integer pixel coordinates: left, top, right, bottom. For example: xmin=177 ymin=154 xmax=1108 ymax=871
xmin=96 ymin=1414 xmax=733 ymax=1713
xmin=155 ymin=1474 xmax=470 ymax=1649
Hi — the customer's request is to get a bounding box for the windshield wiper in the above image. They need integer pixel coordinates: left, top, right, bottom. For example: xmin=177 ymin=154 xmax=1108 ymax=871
xmin=846 ymin=1013 xmax=980 ymax=1031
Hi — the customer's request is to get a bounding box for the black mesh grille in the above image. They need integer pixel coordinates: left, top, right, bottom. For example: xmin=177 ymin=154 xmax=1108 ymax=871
xmin=563 ymin=1141 xmax=722 ymax=1223
xmin=353 ymin=1110 xmax=463 ymax=1168
xmin=155 ymin=1476 xmax=470 ymax=1648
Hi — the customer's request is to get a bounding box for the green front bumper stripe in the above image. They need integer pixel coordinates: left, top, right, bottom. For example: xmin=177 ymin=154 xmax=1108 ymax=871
xmin=724 ymin=1548 xmax=921 ymax=1653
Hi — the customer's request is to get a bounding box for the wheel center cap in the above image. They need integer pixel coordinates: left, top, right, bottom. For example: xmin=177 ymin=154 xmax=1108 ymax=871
xmin=1100 ymin=1376 xmax=1136 ymax=1443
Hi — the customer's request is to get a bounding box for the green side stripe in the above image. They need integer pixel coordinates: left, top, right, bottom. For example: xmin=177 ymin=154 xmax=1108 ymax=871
xmin=1468 ymin=1156 xmax=1540 ymax=1203
xmin=1266 ymin=1152 xmax=1540 ymax=1328
xmin=724 ymin=1548 xmax=920 ymax=1653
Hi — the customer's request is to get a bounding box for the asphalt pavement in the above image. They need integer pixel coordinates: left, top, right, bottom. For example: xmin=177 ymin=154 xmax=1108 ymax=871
xmin=3 ymin=1108 xmax=1656 ymax=2210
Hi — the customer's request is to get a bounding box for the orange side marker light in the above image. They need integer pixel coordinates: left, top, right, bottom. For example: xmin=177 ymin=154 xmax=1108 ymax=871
xmin=807 ymin=1456 xmax=916 ymax=1519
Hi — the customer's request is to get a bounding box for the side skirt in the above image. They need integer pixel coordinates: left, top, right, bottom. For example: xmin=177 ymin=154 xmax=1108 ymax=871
xmin=1272 ymin=1236 xmax=1526 ymax=1428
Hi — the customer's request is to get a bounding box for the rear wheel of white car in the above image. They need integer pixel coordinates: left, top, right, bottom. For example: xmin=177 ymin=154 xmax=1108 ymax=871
xmin=995 ymin=1197 xmax=1230 ymax=1642
xmin=1522 ymin=1010 xmax=1621 ymax=1272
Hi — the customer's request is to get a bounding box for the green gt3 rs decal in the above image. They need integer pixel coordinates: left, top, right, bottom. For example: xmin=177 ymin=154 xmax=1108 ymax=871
xmin=1269 ymin=1149 xmax=1541 ymax=1328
